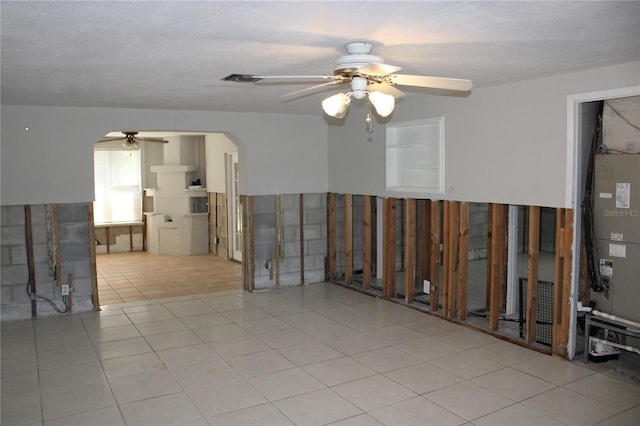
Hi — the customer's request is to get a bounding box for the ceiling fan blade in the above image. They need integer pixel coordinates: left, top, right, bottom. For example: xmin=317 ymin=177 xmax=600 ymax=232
xmin=390 ymin=74 xmax=473 ymax=92
xmin=369 ymin=82 xmax=404 ymax=98
xmin=138 ymin=137 xmax=168 ymax=143
xmin=223 ymin=73 xmax=338 ymax=83
xmin=357 ymin=63 xmax=402 ymax=76
xmin=96 ymin=137 xmax=126 ymax=143
xmin=281 ymin=79 xmax=349 ymax=98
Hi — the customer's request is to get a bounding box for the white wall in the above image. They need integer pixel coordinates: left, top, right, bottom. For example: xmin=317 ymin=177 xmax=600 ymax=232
xmin=0 ymin=107 xmax=329 ymax=206
xmin=328 ymin=60 xmax=640 ymax=208
xmin=205 ymin=133 xmax=237 ymax=194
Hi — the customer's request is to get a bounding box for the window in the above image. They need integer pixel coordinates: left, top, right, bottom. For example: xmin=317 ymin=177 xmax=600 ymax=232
xmin=94 ymin=149 xmax=142 ymax=224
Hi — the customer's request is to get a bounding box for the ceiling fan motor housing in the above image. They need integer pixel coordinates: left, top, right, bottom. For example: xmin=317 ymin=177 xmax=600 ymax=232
xmin=334 ymin=41 xmax=384 ymax=75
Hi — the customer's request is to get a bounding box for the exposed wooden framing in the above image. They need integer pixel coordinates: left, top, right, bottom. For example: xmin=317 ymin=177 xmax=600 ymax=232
xmin=275 ymin=195 xmax=281 ymax=288
xmin=405 ymin=198 xmax=416 ymax=304
xmin=24 ymin=205 xmax=37 ymax=318
xmin=300 ymin=194 xmax=305 ymax=286
xmin=243 ymin=195 xmax=255 ymax=292
xmin=87 ymin=203 xmax=100 ymax=310
xmin=344 ymin=194 xmax=353 ymax=285
xmin=143 ymin=189 xmax=147 ymax=252
xmin=443 ymin=201 xmax=460 ymax=319
xmin=371 ymin=197 xmax=378 ymax=281
xmin=67 ymin=273 xmax=74 ymax=313
xmin=105 ymin=225 xmax=111 ymax=253
xmin=382 ymin=198 xmax=396 ymax=298
xmin=209 ymin=193 xmax=216 ymax=255
xmin=327 ymin=193 xmax=337 ymax=281
xmin=502 ymin=205 xmax=509 ymax=310
xmin=362 ymin=195 xmax=372 ymax=289
xmin=458 ymin=202 xmax=469 ymax=321
xmin=552 ymin=208 xmax=574 ymax=357
xmin=269 ymin=250 xmax=274 ymax=281
xmin=525 ymin=206 xmax=541 ymax=344
xmin=489 ymin=203 xmax=507 ymax=331
xmin=486 ymin=203 xmax=493 ymax=309
xmin=429 ymin=200 xmax=441 ymax=312
xmin=415 ymin=200 xmax=430 ymax=296
xmin=52 ymin=204 xmax=61 ymax=286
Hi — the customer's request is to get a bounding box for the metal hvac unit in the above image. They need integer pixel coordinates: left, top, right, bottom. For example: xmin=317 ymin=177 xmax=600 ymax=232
xmin=592 ymin=154 xmax=640 ymax=323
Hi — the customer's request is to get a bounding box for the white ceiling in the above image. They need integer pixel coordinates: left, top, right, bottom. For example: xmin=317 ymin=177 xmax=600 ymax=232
xmin=2 ymin=1 xmax=639 ymax=116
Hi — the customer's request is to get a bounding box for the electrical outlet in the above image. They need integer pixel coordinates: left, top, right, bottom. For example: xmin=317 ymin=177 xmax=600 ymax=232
xmin=61 ymin=284 xmax=69 ymax=296
xmin=423 ymin=280 xmax=430 ymax=295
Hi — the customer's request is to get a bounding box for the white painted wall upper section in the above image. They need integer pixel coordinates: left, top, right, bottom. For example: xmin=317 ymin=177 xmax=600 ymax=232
xmin=327 ymin=60 xmax=640 ymax=208
xmin=0 ymin=107 xmax=328 ymax=206
xmin=205 ymin=133 xmax=238 ymax=194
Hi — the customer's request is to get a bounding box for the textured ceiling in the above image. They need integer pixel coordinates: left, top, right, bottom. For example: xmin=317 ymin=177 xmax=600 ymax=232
xmin=2 ymin=1 xmax=639 ymax=115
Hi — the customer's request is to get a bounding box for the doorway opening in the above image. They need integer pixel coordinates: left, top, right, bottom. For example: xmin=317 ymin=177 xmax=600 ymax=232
xmin=92 ymin=131 xmax=243 ymax=306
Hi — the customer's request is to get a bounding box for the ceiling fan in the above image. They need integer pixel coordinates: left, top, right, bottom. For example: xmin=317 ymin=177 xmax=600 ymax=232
xmin=97 ymin=131 xmax=168 ymax=149
xmin=223 ymin=41 xmax=473 ymax=120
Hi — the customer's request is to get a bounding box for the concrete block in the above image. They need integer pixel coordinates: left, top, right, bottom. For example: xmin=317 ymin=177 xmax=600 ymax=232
xmin=307 ymin=239 xmax=327 ymax=256
xmin=1 ymin=246 xmax=12 ymax=266
xmin=1 ymin=265 xmax=29 ymax=286
xmin=57 ymin=203 xmax=88 ymax=224
xmin=59 ymin=260 xmax=91 ymax=282
xmin=305 ymin=269 xmax=325 ymax=284
xmin=252 ymin=196 xmax=275 ymax=213
xmin=2 ymin=205 xmax=26 ymax=226
xmin=30 ymin=204 xmax=48 ymax=225
xmin=281 ymin=194 xmax=299 ymax=210
xmin=303 ymin=193 xmax=324 ymax=210
xmin=59 ymin=223 xmax=89 ymax=243
xmin=284 ymin=257 xmax=301 ymax=273
xmin=12 ymin=284 xmax=32 ymax=304
xmin=254 ymin=244 xmax=273 ymax=264
xmin=282 ymin=226 xmax=299 ymax=242
xmin=10 ymin=245 xmax=28 ymax=265
xmin=59 ymin=241 xmax=90 ymax=262
xmin=253 ymin=213 xmax=275 ymax=229
xmin=1 ymin=285 xmax=14 ymax=303
xmin=306 ymin=209 xmax=326 ymax=225
xmin=282 ymin=210 xmax=300 ymax=225
xmin=303 ymin=224 xmax=323 ymax=240
xmin=2 ymin=225 xmax=26 ymax=246
xmin=283 ymin=241 xmax=301 ymax=258
xmin=254 ymin=228 xmax=275 ymax=245
xmin=33 ymin=243 xmax=50 ymax=264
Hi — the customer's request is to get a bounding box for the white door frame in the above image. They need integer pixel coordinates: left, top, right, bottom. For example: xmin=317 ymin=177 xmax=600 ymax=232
xmin=566 ymin=85 xmax=640 ymax=359
xmin=226 ymin=152 xmax=242 ymax=261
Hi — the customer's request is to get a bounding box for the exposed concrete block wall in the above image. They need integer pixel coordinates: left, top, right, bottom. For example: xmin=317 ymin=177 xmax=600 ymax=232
xmin=94 ymin=225 xmax=144 ymax=254
xmin=252 ymin=195 xmax=276 ymax=289
xmin=247 ymin=193 xmax=327 ymax=290
xmin=469 ymin=203 xmax=489 ymax=261
xmin=279 ymin=194 xmax=301 ymax=286
xmin=1 ymin=203 xmax=94 ymax=320
xmin=301 ymin=193 xmax=328 ymax=284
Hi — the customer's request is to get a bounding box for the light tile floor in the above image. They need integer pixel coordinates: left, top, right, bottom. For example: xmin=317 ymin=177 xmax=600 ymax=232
xmin=96 ymin=253 xmax=242 ymax=305
xmin=2 ymin=283 xmax=640 ymax=426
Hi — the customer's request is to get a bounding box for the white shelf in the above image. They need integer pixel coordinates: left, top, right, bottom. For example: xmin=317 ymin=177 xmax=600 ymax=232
xmin=386 ymin=117 xmax=445 ymax=193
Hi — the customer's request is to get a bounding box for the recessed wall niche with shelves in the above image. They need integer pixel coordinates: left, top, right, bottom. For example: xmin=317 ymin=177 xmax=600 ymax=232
xmin=386 ymin=116 xmax=444 ymax=193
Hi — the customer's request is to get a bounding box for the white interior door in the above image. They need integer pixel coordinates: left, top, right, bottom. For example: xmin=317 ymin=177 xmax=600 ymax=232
xmin=227 ymin=152 xmax=242 ymax=261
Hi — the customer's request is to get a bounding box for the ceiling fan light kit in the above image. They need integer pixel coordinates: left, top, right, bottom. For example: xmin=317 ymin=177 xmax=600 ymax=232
xmin=223 ymin=40 xmax=472 ymax=128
